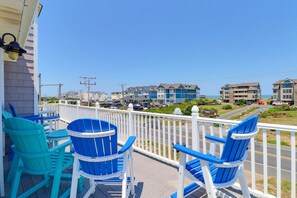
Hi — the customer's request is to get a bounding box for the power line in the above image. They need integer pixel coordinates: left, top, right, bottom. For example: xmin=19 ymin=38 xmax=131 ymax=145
xmin=80 ymin=76 xmax=96 ymax=106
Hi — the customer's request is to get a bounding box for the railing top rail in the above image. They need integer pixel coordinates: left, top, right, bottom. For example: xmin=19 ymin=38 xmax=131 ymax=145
xmin=131 ymin=110 xmax=192 ymax=120
xmin=54 ymin=103 xmax=297 ymax=132
xmin=97 ymin=107 xmax=128 ymax=114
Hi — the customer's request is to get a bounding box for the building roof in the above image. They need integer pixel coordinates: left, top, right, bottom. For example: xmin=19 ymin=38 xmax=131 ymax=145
xmin=158 ymin=83 xmax=200 ymax=90
xmin=123 ymin=95 xmax=149 ymax=101
xmin=221 ymin=82 xmax=260 ymax=88
xmin=273 ymin=78 xmax=297 ymax=85
xmin=125 ymin=85 xmax=157 ymax=92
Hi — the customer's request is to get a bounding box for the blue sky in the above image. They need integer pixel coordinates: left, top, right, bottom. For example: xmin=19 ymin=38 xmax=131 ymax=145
xmin=39 ymin=0 xmax=297 ymax=97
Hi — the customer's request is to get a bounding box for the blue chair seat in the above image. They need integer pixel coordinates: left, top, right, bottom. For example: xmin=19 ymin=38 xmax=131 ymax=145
xmin=186 ymin=158 xmax=218 ymax=183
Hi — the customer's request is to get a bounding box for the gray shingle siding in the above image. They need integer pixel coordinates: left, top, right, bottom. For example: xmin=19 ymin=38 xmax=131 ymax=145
xmin=4 ymin=25 xmax=36 ymax=116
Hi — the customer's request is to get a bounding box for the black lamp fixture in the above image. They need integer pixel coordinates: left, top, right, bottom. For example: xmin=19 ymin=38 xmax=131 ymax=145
xmin=0 ymin=33 xmax=27 ymax=60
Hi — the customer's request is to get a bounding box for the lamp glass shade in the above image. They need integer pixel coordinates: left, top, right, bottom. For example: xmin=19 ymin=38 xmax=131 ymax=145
xmin=8 ymin=51 xmax=19 ymax=60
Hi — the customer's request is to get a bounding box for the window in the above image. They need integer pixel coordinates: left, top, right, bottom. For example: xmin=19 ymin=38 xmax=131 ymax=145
xmin=283 ymin=95 xmax=292 ymax=99
xmin=282 ymin=89 xmax=292 ymax=93
xmin=282 ymin=83 xmax=293 ymax=88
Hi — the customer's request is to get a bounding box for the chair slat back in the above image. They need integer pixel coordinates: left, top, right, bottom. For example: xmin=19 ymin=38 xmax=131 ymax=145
xmin=67 ymin=119 xmax=118 ymax=176
xmin=214 ymin=116 xmax=258 ymax=184
xmin=8 ymin=103 xmax=17 ymax=117
xmin=3 ymin=118 xmax=52 ymax=171
xmin=2 ymin=110 xmax=12 ymax=120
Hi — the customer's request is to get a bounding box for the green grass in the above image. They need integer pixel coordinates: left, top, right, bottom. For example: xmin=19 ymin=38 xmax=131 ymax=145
xmin=146 ymin=100 xmax=242 ymax=117
xmin=259 ymin=107 xmax=297 ymax=126
xmin=256 ymin=177 xmax=297 ymax=198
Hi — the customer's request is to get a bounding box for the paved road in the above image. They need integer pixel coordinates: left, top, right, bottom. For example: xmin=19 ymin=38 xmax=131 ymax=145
xmin=218 ymin=104 xmax=257 ymax=119
xmin=239 ymin=104 xmax=272 ymax=121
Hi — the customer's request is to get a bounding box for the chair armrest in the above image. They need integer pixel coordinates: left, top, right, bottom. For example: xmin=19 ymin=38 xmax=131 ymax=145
xmin=48 ymin=140 xmax=72 ymax=153
xmin=41 ymin=115 xmax=60 ymax=121
xmin=173 ymin=144 xmax=223 ymax=164
xmin=118 ymin=136 xmax=136 ymax=154
xmin=25 ymin=116 xmax=45 ymax=123
xmin=205 ymin=135 xmax=226 ymax=144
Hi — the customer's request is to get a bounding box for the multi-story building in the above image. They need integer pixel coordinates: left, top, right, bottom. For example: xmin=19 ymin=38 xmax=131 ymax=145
xmin=111 ymin=91 xmax=124 ymax=100
xmin=111 ymin=85 xmax=157 ymax=102
xmin=157 ymin=83 xmax=200 ymax=105
xmin=125 ymin=85 xmax=157 ymax=99
xmin=272 ymin=78 xmax=297 ymax=105
xmin=220 ymin=82 xmax=261 ymax=103
xmin=63 ymin=91 xmax=108 ymax=102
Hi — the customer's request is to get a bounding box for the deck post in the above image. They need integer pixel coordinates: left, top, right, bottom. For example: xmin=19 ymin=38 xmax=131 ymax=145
xmin=95 ymin=102 xmax=100 ymax=119
xmin=128 ymin=103 xmax=134 ymax=136
xmin=64 ymin=100 xmax=68 ymax=122
xmin=191 ymin=105 xmax=199 ymax=151
xmin=58 ymin=100 xmax=61 ymax=115
xmin=76 ymin=100 xmax=80 ymax=119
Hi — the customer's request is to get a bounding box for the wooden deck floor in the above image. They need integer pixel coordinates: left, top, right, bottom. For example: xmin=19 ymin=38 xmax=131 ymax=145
xmin=3 ymin=150 xmax=246 ymax=198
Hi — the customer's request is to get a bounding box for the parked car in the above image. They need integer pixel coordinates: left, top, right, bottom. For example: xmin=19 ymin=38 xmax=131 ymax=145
xmin=272 ymin=101 xmax=288 ymax=106
xmin=246 ymin=101 xmax=253 ymax=105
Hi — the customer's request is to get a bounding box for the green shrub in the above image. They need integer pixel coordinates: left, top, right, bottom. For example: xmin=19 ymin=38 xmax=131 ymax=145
xmin=237 ymin=99 xmax=247 ymax=106
xmin=222 ymin=104 xmax=232 ymax=110
xmin=259 ymin=111 xmax=270 ymax=118
xmin=281 ymin=104 xmax=290 ymax=111
xmin=182 ymin=105 xmax=192 ymax=115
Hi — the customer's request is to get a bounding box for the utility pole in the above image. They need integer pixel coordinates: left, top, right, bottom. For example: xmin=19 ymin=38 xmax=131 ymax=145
xmin=119 ymin=83 xmax=126 ymax=105
xmin=80 ymin=76 xmax=96 ymax=106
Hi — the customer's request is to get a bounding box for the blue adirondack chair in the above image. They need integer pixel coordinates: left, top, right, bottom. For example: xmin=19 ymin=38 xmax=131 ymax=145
xmin=67 ymin=118 xmax=136 ymax=198
xmin=3 ymin=117 xmax=74 ymax=198
xmin=8 ymin=103 xmax=60 ymax=130
xmin=171 ymin=116 xmax=259 ymax=198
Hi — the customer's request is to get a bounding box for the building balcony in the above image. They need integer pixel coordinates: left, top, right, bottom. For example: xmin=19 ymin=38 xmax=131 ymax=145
xmin=2 ymin=102 xmax=297 ymax=197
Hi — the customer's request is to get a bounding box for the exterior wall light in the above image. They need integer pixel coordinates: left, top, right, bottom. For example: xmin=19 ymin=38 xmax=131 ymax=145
xmin=0 ymin=33 xmax=27 ymax=60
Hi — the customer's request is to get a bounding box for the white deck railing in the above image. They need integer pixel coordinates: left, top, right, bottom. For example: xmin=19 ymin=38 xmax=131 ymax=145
xmin=46 ymin=102 xmax=297 ymax=198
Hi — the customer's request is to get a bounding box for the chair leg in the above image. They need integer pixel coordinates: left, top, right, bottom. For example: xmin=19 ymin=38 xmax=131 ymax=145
xmin=121 ymin=172 xmax=127 ymax=198
xmin=128 ymin=149 xmax=135 ymax=195
xmin=44 ymin=174 xmax=50 ymax=188
xmin=177 ymin=153 xmax=186 ymax=198
xmin=70 ymin=158 xmax=79 ymax=197
xmin=83 ymin=184 xmax=96 ymax=198
xmin=6 ymin=154 xmax=19 ymax=183
xmin=78 ymin=176 xmax=84 ymax=193
xmin=238 ymin=167 xmax=251 ymax=198
xmin=10 ymin=168 xmax=22 ymax=198
xmin=50 ymin=151 xmax=65 ymax=198
xmin=201 ymin=160 xmax=216 ymax=198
